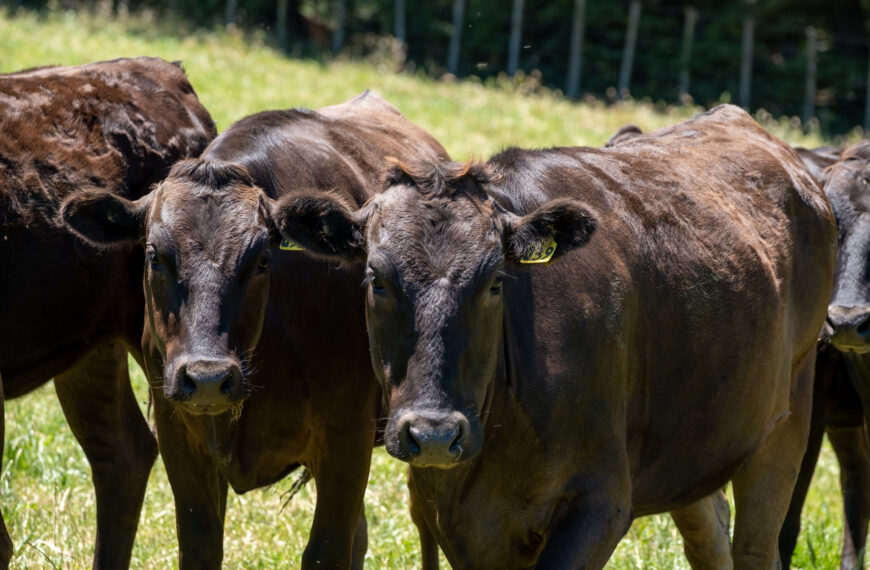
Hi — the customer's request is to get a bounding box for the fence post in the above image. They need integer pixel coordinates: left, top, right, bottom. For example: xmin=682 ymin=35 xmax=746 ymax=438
xmin=865 ymin=44 xmax=870 ymax=131
xmin=276 ymin=0 xmax=289 ymax=46
xmin=565 ymin=0 xmax=587 ymax=98
xmin=803 ymin=26 xmax=817 ymax=129
xmin=618 ymin=0 xmax=642 ymax=99
xmin=678 ymin=6 xmax=698 ymax=100
xmin=225 ymin=0 xmax=237 ymax=26
xmin=333 ymin=0 xmax=346 ymax=53
xmin=507 ymin=0 xmax=525 ymax=77
xmin=739 ymin=15 xmax=754 ymax=109
xmin=447 ymin=0 xmax=465 ymax=75
xmin=394 ymin=0 xmax=407 ymax=70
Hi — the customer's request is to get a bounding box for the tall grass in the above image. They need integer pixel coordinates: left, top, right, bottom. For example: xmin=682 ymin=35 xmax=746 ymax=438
xmin=0 ymin=7 xmax=846 ymax=568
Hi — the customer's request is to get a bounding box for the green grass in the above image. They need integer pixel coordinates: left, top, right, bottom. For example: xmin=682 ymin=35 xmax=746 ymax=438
xmin=0 ymin=7 xmax=850 ymax=568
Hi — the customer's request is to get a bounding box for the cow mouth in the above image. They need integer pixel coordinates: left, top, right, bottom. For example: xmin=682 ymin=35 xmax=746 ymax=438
xmin=831 ymin=342 xmax=870 ymax=355
xmin=177 ymin=400 xmax=246 ymax=419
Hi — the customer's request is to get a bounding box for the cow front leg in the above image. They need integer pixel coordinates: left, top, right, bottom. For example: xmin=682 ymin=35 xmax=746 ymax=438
xmin=0 ymin=376 xmax=12 ymax=568
xmin=153 ymin=396 xmax=228 ymax=569
xmin=829 ymin=425 xmax=870 ymax=570
xmin=302 ymin=426 xmax=374 ymax=569
xmin=670 ymin=489 xmax=733 ymax=569
xmin=534 ymin=473 xmax=633 ymax=569
xmin=53 ymin=343 xmax=157 ymax=569
xmin=731 ymin=349 xmax=815 ymax=570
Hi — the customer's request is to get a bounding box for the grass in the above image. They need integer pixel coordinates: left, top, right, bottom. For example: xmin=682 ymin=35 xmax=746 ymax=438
xmin=0 ymin=6 xmax=850 ymax=568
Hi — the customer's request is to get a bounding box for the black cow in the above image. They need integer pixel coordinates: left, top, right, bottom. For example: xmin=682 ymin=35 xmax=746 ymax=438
xmin=62 ymin=91 xmax=450 ymax=568
xmin=275 ymin=105 xmax=836 ymax=568
xmin=0 ymin=57 xmax=215 ymax=567
xmin=781 ymin=141 xmax=870 ymax=570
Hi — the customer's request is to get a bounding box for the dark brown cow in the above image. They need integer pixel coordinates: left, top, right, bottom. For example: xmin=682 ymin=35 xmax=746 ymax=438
xmin=780 ymin=142 xmax=870 ymax=570
xmin=0 ymin=57 xmax=216 ymax=567
xmin=274 ymin=105 xmax=836 ymax=568
xmin=62 ymin=91 xmax=450 ymax=568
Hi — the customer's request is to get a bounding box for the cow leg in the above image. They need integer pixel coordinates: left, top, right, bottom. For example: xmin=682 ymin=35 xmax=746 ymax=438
xmin=302 ymin=426 xmax=374 ymax=570
xmin=0 ymin=376 xmax=13 ymax=568
xmin=829 ymin=425 xmax=870 ymax=570
xmin=351 ymin=510 xmax=368 ymax=570
xmin=670 ymin=489 xmax=733 ymax=569
xmin=731 ymin=350 xmax=815 ymax=570
xmin=778 ymin=362 xmax=831 ymax=568
xmin=53 ymin=343 xmax=157 ymax=569
xmin=534 ymin=462 xmax=634 ymax=569
xmin=408 ymin=472 xmax=440 ymax=570
xmin=152 ymin=396 xmax=227 ymax=569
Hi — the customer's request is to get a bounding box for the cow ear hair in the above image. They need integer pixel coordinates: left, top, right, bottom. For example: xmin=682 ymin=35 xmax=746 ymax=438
xmin=268 ymin=191 xmax=367 ymax=261
xmin=61 ymin=190 xmax=152 ymax=247
xmin=503 ymin=198 xmax=597 ymax=265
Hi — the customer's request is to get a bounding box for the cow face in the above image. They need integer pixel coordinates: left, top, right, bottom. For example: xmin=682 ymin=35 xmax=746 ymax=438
xmin=271 ymin=161 xmax=596 ymax=467
xmin=823 ymin=142 xmax=870 ymax=354
xmin=63 ymin=160 xmax=277 ymax=416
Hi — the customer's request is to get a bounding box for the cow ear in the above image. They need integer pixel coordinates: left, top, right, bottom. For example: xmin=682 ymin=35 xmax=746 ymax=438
xmin=503 ymin=198 xmax=597 ymax=265
xmin=268 ymin=191 xmax=367 ymax=261
xmin=61 ymin=191 xmax=152 ymax=247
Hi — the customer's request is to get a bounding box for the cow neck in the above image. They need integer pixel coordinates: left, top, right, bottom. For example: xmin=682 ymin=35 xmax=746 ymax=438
xmin=204 ymin=410 xmax=236 ymax=466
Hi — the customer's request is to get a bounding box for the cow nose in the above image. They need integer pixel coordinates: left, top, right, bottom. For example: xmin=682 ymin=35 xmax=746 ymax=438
xmin=828 ymin=305 xmax=870 ymax=353
xmin=395 ymin=410 xmax=472 ymax=467
xmin=175 ymin=359 xmax=244 ymax=405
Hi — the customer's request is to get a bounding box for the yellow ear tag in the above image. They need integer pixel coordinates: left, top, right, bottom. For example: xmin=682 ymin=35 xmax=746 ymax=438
xmin=279 ymin=238 xmax=305 ymax=251
xmin=519 ymin=235 xmax=557 ymax=264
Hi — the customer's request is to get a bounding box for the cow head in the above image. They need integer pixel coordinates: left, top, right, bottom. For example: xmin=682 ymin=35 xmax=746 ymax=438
xmin=61 ymin=159 xmax=303 ymax=417
xmin=271 ymin=160 xmax=596 ymax=467
xmin=822 ymin=142 xmax=870 ymax=354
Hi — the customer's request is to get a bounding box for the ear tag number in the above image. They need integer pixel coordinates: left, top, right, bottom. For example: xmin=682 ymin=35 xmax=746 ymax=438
xmin=520 ymin=236 xmax=557 ymax=264
xmin=279 ymin=238 xmax=305 ymax=252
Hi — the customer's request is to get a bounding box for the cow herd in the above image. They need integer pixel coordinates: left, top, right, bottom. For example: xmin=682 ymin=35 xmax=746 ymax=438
xmin=0 ymin=56 xmax=868 ymax=569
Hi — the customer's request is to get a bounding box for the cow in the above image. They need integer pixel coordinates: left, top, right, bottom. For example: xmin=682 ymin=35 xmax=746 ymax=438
xmin=780 ymin=141 xmax=870 ymax=570
xmin=269 ymin=104 xmax=837 ymax=568
xmin=0 ymin=57 xmax=215 ymax=567
xmin=61 ymin=90 xmax=451 ymax=568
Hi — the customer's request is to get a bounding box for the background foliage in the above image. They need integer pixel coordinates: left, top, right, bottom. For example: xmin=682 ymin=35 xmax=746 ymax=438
xmin=4 ymin=0 xmax=870 ymax=135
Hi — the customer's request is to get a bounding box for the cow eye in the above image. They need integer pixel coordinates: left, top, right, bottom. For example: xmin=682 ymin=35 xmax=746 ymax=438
xmin=257 ymin=253 xmax=271 ymax=272
xmin=371 ymin=276 xmax=385 ymax=295
xmin=147 ymin=248 xmax=162 ymax=271
xmin=490 ymin=276 xmax=503 ymax=295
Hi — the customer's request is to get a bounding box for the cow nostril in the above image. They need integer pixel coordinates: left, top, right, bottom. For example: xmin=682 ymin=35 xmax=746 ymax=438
xmin=448 ymin=426 xmax=464 ymax=456
xmin=219 ymin=375 xmax=233 ymax=395
xmin=858 ymin=319 xmax=870 ymax=335
xmin=405 ymin=425 xmax=422 ymax=456
xmin=179 ymin=373 xmax=196 ymax=396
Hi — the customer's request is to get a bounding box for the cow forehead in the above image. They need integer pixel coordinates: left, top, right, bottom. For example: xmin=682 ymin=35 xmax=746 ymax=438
xmin=368 ymin=185 xmax=503 ymax=284
xmin=148 ymin=180 xmax=267 ymax=256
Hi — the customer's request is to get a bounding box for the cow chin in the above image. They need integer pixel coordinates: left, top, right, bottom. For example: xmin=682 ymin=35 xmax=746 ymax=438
xmin=385 ymin=408 xmax=482 ymax=468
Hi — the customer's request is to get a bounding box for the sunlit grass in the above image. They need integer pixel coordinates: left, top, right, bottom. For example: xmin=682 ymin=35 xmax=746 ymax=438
xmin=0 ymin=7 xmax=850 ymax=568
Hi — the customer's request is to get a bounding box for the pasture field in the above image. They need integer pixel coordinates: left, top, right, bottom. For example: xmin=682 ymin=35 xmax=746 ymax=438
xmin=0 ymin=7 xmax=847 ymax=568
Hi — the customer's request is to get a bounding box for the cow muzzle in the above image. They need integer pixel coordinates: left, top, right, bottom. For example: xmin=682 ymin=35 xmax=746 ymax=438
xmin=391 ymin=409 xmax=479 ymax=467
xmin=168 ymin=357 xmax=248 ymax=413
xmin=827 ymin=305 xmax=870 ymax=354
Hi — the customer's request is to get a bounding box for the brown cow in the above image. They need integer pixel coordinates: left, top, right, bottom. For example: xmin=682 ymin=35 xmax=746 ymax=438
xmin=273 ymin=104 xmax=836 ymax=568
xmin=61 ymin=91 xmax=450 ymax=568
xmin=0 ymin=58 xmax=215 ymax=567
